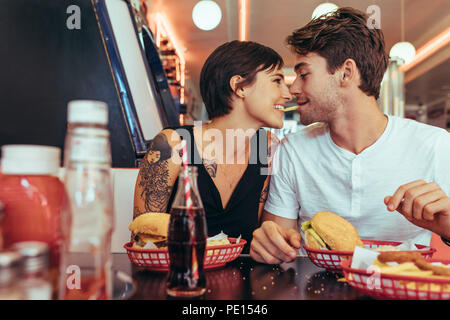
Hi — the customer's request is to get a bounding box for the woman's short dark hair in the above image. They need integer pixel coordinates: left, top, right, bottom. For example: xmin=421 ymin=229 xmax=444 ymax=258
xmin=200 ymin=41 xmax=284 ymax=119
xmin=286 ymin=7 xmax=388 ymax=99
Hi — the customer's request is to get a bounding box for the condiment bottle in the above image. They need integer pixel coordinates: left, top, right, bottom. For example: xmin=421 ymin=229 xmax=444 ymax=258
xmin=11 ymin=241 xmax=52 ymax=300
xmin=0 ymin=144 xmax=70 ymax=299
xmin=62 ymin=100 xmax=114 ymax=300
xmin=0 ymin=200 xmax=4 ymax=250
xmin=0 ymin=251 xmax=24 ymax=300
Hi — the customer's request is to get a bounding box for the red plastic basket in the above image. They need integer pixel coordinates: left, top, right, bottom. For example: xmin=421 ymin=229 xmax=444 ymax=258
xmin=124 ymin=238 xmax=246 ymax=272
xmin=340 ymin=258 xmax=450 ymax=300
xmin=303 ymin=240 xmax=436 ymax=272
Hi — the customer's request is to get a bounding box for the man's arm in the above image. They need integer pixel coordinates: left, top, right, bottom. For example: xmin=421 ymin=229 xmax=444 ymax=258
xmin=250 ymin=210 xmax=301 ymax=264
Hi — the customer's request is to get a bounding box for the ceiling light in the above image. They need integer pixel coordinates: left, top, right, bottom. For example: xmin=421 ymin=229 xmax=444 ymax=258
xmin=312 ymin=2 xmax=338 ymax=19
xmin=400 ymin=26 xmax=450 ymax=72
xmin=389 ymin=41 xmax=416 ymax=65
xmin=192 ymin=0 xmax=222 ymax=31
xmin=238 ymin=0 xmax=250 ymax=41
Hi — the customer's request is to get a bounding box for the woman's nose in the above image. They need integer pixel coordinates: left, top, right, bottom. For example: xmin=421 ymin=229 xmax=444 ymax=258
xmin=283 ymin=91 xmax=293 ymax=101
xmin=282 ymin=83 xmax=293 ymax=101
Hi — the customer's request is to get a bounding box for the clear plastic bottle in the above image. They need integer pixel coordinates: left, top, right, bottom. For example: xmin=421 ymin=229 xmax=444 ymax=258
xmin=61 ymin=100 xmax=114 ymax=300
xmin=11 ymin=241 xmax=52 ymax=300
xmin=166 ymin=166 xmax=207 ymax=298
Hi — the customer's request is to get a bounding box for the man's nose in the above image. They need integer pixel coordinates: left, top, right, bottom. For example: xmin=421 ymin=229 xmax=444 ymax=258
xmin=289 ymin=79 xmax=301 ymax=96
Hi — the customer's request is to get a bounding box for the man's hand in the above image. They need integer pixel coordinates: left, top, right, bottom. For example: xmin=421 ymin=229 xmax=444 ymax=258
xmin=385 ymin=180 xmax=450 ymax=239
xmin=250 ymin=221 xmax=302 ymax=264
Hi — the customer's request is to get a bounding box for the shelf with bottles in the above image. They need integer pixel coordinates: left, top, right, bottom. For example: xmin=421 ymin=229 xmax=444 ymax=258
xmin=149 ymin=13 xmax=186 ymax=106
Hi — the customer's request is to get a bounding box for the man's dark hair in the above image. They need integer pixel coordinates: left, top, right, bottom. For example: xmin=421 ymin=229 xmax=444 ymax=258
xmin=200 ymin=40 xmax=284 ymax=119
xmin=286 ymin=7 xmax=388 ymax=99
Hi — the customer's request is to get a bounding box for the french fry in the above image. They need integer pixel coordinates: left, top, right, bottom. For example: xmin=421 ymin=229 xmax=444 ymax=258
xmin=373 ymin=258 xmax=450 ymax=293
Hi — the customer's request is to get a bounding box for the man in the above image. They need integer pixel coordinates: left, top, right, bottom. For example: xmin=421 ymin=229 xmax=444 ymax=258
xmin=250 ymin=7 xmax=450 ymax=264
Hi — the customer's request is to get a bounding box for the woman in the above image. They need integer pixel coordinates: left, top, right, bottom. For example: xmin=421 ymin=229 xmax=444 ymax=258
xmin=133 ymin=40 xmax=292 ymax=252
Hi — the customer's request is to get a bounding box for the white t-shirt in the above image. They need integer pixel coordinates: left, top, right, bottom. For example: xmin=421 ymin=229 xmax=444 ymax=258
xmin=265 ymin=115 xmax=450 ymax=250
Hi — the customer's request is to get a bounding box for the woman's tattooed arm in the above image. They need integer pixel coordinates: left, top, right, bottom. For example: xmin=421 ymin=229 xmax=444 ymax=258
xmin=259 ymin=183 xmax=269 ymax=204
xmin=134 ymin=133 xmax=175 ymax=217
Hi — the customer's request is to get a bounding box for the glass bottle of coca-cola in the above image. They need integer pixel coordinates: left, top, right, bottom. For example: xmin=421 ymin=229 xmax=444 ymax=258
xmin=166 ymin=166 xmax=207 ymax=298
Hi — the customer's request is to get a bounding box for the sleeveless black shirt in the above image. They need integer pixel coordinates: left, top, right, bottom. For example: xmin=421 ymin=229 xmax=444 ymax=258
xmin=166 ymin=125 xmax=269 ymax=253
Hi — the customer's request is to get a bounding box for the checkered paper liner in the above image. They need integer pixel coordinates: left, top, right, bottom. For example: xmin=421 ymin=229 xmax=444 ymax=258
xmin=303 ymin=240 xmax=436 ymax=272
xmin=340 ymin=258 xmax=450 ymax=300
xmin=124 ymin=238 xmax=246 ymax=272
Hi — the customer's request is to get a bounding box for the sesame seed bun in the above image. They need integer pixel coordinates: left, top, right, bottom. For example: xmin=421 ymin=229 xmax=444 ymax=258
xmin=128 ymin=212 xmax=170 ymax=237
xmin=310 ymin=211 xmax=364 ymax=251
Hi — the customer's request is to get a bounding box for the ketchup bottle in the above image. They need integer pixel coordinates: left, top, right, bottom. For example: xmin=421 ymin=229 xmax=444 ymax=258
xmin=0 ymin=145 xmax=71 ymax=299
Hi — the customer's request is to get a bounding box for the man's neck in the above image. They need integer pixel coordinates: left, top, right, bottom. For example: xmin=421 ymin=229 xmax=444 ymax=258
xmin=328 ymin=96 xmax=388 ymax=155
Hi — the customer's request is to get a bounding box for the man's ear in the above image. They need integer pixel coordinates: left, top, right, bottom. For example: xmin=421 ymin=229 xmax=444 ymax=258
xmin=230 ymin=75 xmax=245 ymax=98
xmin=339 ymin=58 xmax=359 ymax=87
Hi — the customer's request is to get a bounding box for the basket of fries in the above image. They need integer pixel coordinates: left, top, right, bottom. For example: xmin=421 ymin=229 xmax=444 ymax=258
xmin=124 ymin=238 xmax=246 ymax=272
xmin=304 ymin=240 xmax=436 ymax=273
xmin=340 ymin=256 xmax=450 ymax=300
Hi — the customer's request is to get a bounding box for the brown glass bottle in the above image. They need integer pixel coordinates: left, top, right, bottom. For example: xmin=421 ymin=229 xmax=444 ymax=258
xmin=166 ymin=166 xmax=207 ymax=298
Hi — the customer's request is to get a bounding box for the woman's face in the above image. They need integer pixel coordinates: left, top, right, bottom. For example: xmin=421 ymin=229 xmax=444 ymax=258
xmin=243 ymin=66 xmax=292 ymax=129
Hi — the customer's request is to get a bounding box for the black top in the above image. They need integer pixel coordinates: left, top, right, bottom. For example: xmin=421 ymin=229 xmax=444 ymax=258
xmin=166 ymin=125 xmax=269 ymax=253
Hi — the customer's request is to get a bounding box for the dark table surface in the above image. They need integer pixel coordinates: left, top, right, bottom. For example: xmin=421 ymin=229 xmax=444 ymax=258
xmin=112 ymin=253 xmax=373 ymax=300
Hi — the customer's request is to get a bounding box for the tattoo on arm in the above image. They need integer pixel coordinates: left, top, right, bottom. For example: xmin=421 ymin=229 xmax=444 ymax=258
xmin=203 ymin=158 xmax=218 ymax=178
xmin=133 ymin=206 xmax=145 ymax=218
xmin=138 ymin=133 xmax=174 ymax=214
xmin=268 ymin=134 xmax=279 ymax=158
xmin=259 ymin=183 xmax=269 ymax=204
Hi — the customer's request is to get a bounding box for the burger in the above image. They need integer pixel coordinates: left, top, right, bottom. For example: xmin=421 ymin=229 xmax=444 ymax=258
xmin=301 ymin=211 xmax=364 ymax=251
xmin=128 ymin=212 xmax=170 ymax=249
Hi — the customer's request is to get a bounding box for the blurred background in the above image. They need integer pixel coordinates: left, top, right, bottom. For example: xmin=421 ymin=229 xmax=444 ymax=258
xmin=146 ymin=0 xmax=450 ymax=134
xmin=0 ymin=0 xmax=448 ymax=166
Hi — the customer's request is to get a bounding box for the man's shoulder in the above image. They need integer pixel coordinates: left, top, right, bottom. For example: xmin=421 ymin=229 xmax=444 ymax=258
xmin=281 ymin=122 xmax=329 ymax=145
xmin=390 ymin=116 xmax=449 ymax=141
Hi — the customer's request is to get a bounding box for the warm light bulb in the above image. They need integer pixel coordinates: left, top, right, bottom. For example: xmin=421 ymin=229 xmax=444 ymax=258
xmin=312 ymin=2 xmax=338 ymax=19
xmin=389 ymin=41 xmax=416 ymax=65
xmin=192 ymin=0 xmax=222 ymax=31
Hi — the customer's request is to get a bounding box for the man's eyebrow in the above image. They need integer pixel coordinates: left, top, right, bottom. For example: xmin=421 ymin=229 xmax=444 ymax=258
xmin=294 ymin=62 xmax=309 ymax=72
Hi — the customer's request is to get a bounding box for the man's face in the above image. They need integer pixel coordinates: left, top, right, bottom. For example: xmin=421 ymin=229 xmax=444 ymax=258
xmin=289 ymin=52 xmax=344 ymax=126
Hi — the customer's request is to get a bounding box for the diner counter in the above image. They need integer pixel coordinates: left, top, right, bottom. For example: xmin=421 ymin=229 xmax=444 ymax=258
xmin=112 ymin=253 xmax=373 ymax=300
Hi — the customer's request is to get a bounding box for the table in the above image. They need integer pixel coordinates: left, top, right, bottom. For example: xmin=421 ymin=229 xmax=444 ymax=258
xmin=112 ymin=253 xmax=372 ymax=300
